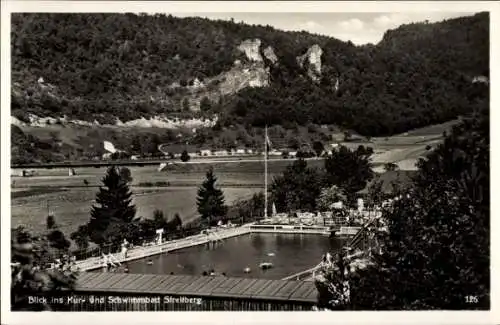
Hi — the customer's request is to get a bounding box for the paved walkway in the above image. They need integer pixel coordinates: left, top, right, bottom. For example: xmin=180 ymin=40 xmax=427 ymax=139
xmin=76 ymin=226 xmax=252 ymax=271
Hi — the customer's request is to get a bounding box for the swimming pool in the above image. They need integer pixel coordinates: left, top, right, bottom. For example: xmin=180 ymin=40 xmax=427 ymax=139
xmin=106 ymin=233 xmax=345 ymax=280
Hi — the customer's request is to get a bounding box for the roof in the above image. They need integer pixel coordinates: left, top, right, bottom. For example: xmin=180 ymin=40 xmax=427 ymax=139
xmin=159 ymin=144 xmax=199 ymax=154
xmin=74 ymin=273 xmax=317 ymax=303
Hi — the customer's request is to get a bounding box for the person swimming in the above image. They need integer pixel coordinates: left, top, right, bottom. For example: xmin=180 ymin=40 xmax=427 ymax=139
xmin=202 ymin=271 xmax=208 ymax=276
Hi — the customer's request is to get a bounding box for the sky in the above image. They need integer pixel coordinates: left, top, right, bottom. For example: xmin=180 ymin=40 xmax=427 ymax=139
xmin=170 ymin=12 xmax=477 ymax=45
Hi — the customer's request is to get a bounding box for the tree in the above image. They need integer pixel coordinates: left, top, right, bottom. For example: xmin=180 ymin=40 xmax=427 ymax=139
xmin=153 ymin=209 xmax=167 ymax=230
xmin=287 ymin=137 xmax=300 ymax=150
xmin=334 ymin=106 xmax=489 ymax=310
xmin=119 ymin=166 xmax=133 ymax=183
xmin=86 ymin=166 xmax=137 ymax=246
xmin=168 ymin=213 xmax=183 ymax=233
xmin=316 ymin=185 xmax=347 ymax=211
xmin=46 ymin=215 xmax=56 ymax=230
xmin=384 ymin=162 xmax=398 ymax=172
xmin=366 ymin=179 xmax=385 ymax=208
xmin=197 ymin=168 xmax=227 ymax=227
xmin=70 ymin=224 xmax=89 ymax=251
xmin=182 ymin=98 xmax=190 ymax=111
xmin=180 ymin=150 xmax=190 ymax=162
xmin=271 ymin=159 xmax=323 ymax=212
xmin=45 ymin=215 xmax=70 ymax=254
xmin=11 ymin=226 xmax=77 ymax=311
xmin=200 ymin=96 xmax=211 ymax=112
xmin=324 ymin=145 xmax=374 ymax=200
xmin=343 ymin=130 xmax=352 ymax=142
xmin=312 ymin=141 xmax=325 ymax=157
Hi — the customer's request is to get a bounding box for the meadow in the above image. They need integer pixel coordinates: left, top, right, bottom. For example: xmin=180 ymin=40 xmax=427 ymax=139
xmin=11 ymin=159 xmax=311 ymax=236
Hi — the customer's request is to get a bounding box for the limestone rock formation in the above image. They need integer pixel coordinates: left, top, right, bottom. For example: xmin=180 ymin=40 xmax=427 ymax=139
xmin=237 ymin=39 xmax=263 ymax=62
xmin=297 ymin=44 xmax=323 ymax=82
xmin=263 ymin=46 xmax=279 ymax=65
xmin=218 ymin=65 xmax=269 ymax=94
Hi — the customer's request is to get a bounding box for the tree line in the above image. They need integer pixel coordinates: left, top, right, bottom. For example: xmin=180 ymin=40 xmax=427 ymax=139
xmin=11 ymin=12 xmax=489 ymax=137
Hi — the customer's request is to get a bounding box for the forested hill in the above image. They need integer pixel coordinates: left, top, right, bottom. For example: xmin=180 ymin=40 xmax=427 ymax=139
xmin=11 ymin=12 xmax=489 ymax=137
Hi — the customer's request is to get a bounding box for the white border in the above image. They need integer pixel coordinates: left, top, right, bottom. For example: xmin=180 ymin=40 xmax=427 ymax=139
xmin=1 ymin=1 xmax=499 ymax=325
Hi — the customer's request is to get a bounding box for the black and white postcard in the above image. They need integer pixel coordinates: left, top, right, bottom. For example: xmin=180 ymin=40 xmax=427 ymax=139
xmin=1 ymin=1 xmax=498 ymax=325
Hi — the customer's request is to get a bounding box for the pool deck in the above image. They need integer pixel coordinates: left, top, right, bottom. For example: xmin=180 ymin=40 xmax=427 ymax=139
xmin=75 ymin=223 xmax=337 ymax=271
xmin=76 ymin=226 xmax=252 ymax=271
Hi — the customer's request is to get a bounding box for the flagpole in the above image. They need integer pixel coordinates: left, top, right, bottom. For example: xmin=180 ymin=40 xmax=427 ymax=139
xmin=264 ymin=125 xmax=268 ymax=219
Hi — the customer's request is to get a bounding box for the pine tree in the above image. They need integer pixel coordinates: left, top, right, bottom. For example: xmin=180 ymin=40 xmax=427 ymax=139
xmin=171 ymin=213 xmax=183 ymax=231
xmin=87 ymin=166 xmax=137 ymax=245
xmin=197 ymin=168 xmax=227 ymax=227
xmin=180 ymin=150 xmax=190 ymax=162
xmin=153 ymin=209 xmax=167 ymax=230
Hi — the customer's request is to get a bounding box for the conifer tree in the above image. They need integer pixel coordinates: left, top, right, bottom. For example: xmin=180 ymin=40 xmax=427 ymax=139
xmin=153 ymin=209 xmax=167 ymax=230
xmin=45 ymin=215 xmax=70 ymax=253
xmin=87 ymin=166 xmax=136 ymax=245
xmin=197 ymin=168 xmax=227 ymax=227
xmin=180 ymin=150 xmax=190 ymax=162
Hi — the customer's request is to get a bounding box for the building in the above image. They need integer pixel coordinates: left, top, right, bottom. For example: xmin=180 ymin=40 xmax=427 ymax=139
xmin=235 ymin=148 xmax=246 ymax=155
xmin=200 ymin=149 xmax=212 ymax=157
xmin=214 ymin=150 xmax=229 ymax=156
xmin=160 ymin=144 xmax=198 ymax=158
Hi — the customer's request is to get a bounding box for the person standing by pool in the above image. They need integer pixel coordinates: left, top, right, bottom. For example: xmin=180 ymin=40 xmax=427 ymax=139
xmin=121 ymin=239 xmax=129 ymax=259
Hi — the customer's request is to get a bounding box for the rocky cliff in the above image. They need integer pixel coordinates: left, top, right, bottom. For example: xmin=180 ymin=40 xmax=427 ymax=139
xmin=263 ymin=46 xmax=279 ymax=65
xmin=297 ymin=44 xmax=323 ymax=82
xmin=237 ymin=39 xmax=264 ymax=62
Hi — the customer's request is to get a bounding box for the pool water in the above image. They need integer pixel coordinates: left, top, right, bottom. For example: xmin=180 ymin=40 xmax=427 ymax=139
xmin=107 ymin=233 xmax=345 ymax=280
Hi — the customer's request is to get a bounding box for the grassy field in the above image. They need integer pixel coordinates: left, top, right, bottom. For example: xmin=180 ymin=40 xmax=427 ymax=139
xmin=11 ymin=159 xmax=324 ymax=188
xmin=11 ymin=159 xmax=313 ymax=237
xmin=11 ymin=184 xmax=260 ymax=237
xmin=339 ymin=119 xmax=458 ymax=170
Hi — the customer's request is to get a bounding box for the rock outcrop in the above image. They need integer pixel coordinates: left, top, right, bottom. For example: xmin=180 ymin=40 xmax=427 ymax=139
xmin=116 ymin=116 xmax=218 ymax=128
xmin=472 ymin=75 xmax=489 ymax=84
xmin=297 ymin=44 xmax=323 ymax=82
xmin=237 ymin=39 xmax=263 ymax=62
xmin=218 ymin=64 xmax=269 ymax=94
xmin=263 ymin=46 xmax=279 ymax=65
xmin=13 ymin=113 xmax=218 ymax=129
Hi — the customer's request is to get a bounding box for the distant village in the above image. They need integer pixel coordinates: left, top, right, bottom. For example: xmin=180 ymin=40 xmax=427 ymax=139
xmin=103 ymin=141 xmax=343 ymax=161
